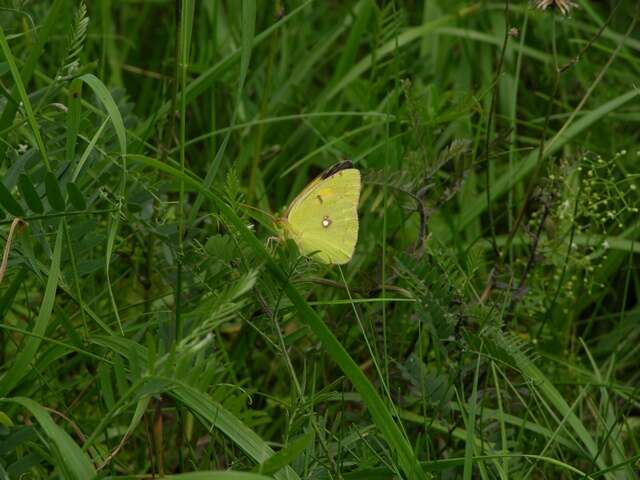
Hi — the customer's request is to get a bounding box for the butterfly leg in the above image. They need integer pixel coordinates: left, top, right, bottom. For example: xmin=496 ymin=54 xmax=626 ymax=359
xmin=266 ymin=235 xmax=281 ymax=253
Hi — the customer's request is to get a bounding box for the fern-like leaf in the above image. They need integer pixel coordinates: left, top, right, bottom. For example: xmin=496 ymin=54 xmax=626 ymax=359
xmin=62 ymin=1 xmax=89 ymax=76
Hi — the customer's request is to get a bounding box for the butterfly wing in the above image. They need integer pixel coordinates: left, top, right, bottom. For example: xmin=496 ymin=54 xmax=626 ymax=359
xmin=284 ymin=160 xmax=355 ymax=218
xmin=286 ymin=168 xmax=360 ymax=264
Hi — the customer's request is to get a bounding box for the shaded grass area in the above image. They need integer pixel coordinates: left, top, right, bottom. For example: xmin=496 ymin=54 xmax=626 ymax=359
xmin=0 ymin=1 xmax=639 ymax=478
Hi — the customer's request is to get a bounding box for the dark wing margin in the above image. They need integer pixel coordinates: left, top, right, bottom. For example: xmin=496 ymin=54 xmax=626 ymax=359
xmin=321 ymin=160 xmax=354 ymax=179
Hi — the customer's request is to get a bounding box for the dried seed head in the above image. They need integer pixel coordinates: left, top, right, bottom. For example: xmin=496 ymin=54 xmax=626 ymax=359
xmin=535 ymin=0 xmax=576 ymax=15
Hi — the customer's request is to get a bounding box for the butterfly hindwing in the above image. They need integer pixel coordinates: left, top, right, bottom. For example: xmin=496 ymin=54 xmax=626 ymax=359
xmin=286 ymin=168 xmax=360 ymax=264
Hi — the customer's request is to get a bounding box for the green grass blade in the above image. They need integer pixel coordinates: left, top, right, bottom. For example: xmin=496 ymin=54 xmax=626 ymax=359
xmin=65 ymin=79 xmax=83 ymax=164
xmin=164 ymin=472 xmax=274 ymax=480
xmin=0 ymin=26 xmax=50 ymax=169
xmin=459 ymin=89 xmax=640 ymax=230
xmin=0 ymin=268 xmax=27 ymax=322
xmin=256 ymin=431 xmax=314 ymax=475
xmin=0 ymin=222 xmax=63 ymax=396
xmin=0 ymin=397 xmax=96 ymax=479
xmin=167 ymin=378 xmax=299 ymax=480
xmin=77 ymin=73 xmax=127 ymax=334
xmin=136 ymin=0 xmax=312 ymax=139
xmin=78 ymin=73 xmax=126 ymax=156
xmin=0 ymin=0 xmax=65 ymax=164
xmin=485 ymin=328 xmax=607 ymax=471
xmin=463 ymin=351 xmax=482 ymax=480
xmin=240 ymin=0 xmax=256 ymax=92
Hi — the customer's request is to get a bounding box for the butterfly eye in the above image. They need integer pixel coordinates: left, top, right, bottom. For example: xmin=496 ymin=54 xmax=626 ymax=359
xmin=321 ymin=216 xmax=332 ymax=228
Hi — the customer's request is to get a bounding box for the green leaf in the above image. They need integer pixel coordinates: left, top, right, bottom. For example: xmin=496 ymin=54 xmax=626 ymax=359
xmin=18 ymin=174 xmax=43 ymax=214
xmin=66 ymin=182 xmax=87 ymax=210
xmin=0 ymin=410 xmax=13 ymax=427
xmin=0 ymin=181 xmax=25 ymax=217
xmin=44 ymin=172 xmax=65 ymax=211
xmin=257 ymin=431 xmax=315 ymax=475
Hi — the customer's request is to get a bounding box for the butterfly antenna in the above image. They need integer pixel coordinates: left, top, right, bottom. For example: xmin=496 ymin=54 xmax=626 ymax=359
xmin=240 ymin=202 xmax=277 ymax=222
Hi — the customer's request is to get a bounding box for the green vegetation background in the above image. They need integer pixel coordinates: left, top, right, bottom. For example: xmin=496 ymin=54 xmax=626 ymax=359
xmin=0 ymin=1 xmax=639 ymax=478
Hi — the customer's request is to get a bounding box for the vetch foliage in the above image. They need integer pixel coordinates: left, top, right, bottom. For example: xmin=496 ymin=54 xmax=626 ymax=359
xmin=0 ymin=1 xmax=638 ymax=479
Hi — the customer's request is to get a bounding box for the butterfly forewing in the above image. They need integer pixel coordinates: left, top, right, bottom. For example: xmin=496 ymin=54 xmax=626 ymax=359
xmin=284 ymin=161 xmax=354 ymax=218
xmin=286 ymin=168 xmax=360 ymax=264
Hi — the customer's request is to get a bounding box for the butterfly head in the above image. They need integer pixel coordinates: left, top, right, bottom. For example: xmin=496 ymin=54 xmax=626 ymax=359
xmin=273 ymin=216 xmax=293 ymax=239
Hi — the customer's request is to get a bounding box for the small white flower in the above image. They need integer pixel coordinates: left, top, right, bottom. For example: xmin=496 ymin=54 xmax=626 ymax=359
xmin=602 ymin=240 xmax=609 ymax=249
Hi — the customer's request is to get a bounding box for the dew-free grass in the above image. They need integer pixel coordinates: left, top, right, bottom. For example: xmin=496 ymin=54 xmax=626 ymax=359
xmin=0 ymin=1 xmax=639 ymax=479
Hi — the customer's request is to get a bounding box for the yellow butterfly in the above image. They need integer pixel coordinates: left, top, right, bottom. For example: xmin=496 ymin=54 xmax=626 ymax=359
xmin=276 ymin=161 xmax=361 ymax=264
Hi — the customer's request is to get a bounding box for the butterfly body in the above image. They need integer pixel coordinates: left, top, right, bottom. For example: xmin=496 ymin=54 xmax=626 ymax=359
xmin=278 ymin=162 xmax=361 ymax=264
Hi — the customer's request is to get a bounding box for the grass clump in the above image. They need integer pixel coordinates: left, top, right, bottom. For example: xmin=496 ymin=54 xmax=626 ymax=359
xmin=0 ymin=1 xmax=639 ymax=479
